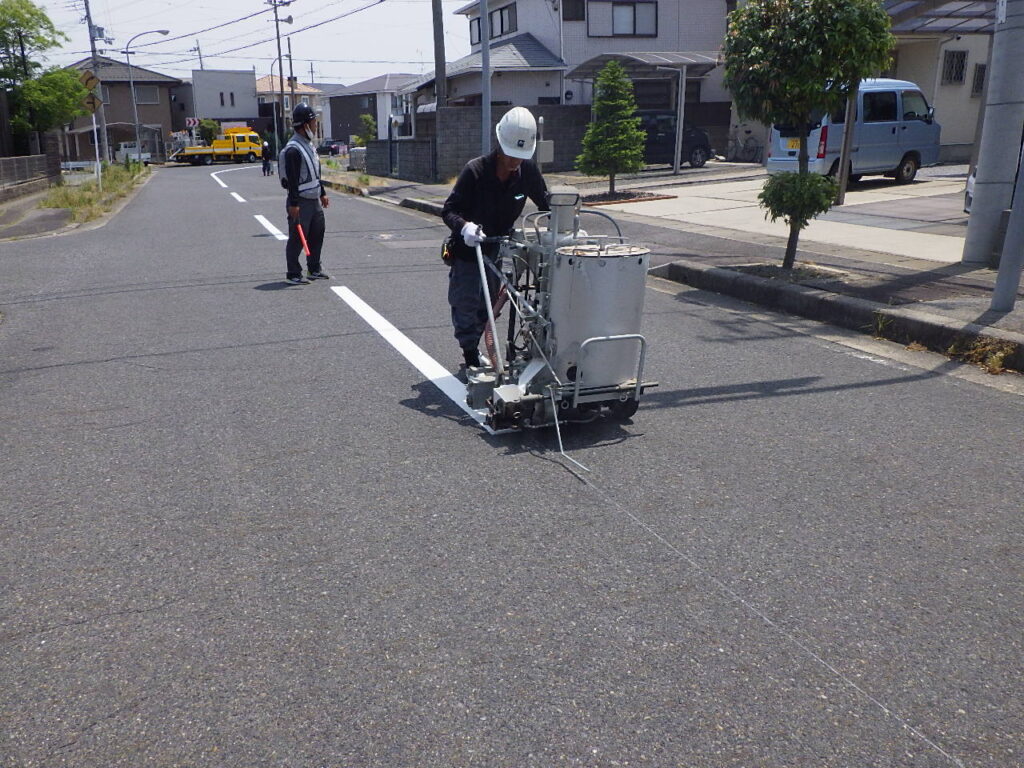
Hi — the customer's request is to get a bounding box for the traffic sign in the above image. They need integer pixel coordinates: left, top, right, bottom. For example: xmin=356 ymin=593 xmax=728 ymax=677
xmin=79 ymin=69 xmax=100 ymax=91
xmin=185 ymin=117 xmax=199 ymax=128
xmin=83 ymin=93 xmax=101 ymax=114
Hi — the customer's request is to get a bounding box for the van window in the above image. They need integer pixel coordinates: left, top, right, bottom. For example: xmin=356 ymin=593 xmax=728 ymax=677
xmin=863 ymin=91 xmax=897 ymax=122
xmin=775 ymin=109 xmax=826 ymax=137
xmin=902 ymin=91 xmax=930 ymax=120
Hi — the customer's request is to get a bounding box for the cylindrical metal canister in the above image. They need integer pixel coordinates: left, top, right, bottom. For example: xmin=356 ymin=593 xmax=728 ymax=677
xmin=547 ymin=244 xmax=650 ymax=389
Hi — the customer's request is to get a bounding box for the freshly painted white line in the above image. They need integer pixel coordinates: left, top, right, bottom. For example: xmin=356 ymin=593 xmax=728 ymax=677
xmin=231 ymin=192 xmax=246 ymax=203
xmin=210 ymin=171 xmax=228 ymax=188
xmin=331 ymin=286 xmax=494 ymax=433
xmin=254 ymin=214 xmax=287 ymax=241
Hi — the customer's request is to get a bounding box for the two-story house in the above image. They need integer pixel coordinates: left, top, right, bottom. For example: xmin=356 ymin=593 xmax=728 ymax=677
xmin=66 ymin=56 xmax=180 ymax=162
xmin=326 ymin=74 xmax=418 ymax=145
xmin=404 ymin=0 xmax=731 ymax=146
xmin=256 ymin=75 xmax=326 ymax=143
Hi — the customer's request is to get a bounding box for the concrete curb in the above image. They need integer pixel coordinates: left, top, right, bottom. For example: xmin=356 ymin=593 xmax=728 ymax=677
xmin=400 ymin=197 xmax=443 ymax=217
xmin=651 ymin=259 xmax=1024 ymax=373
xmin=323 ymin=179 xmax=369 ymax=197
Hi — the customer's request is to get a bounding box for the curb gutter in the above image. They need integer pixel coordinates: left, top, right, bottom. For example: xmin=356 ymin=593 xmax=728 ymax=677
xmin=652 ymin=260 xmax=1024 ymax=374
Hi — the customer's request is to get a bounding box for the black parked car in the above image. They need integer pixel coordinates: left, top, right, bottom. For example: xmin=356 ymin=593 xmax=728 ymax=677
xmin=317 ymin=138 xmax=344 ymax=156
xmin=636 ymin=111 xmax=712 ymax=167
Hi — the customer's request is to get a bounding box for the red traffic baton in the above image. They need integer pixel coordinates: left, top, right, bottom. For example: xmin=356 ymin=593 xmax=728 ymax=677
xmin=295 ymin=221 xmax=312 ymax=257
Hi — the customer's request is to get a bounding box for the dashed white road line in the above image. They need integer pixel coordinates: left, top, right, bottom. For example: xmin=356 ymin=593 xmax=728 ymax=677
xmin=230 ymin=192 xmax=246 ymax=203
xmin=254 ymin=214 xmax=287 ymax=241
xmin=331 ymin=286 xmax=494 ymax=433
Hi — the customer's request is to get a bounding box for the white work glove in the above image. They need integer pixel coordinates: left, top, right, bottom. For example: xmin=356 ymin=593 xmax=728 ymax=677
xmin=461 ymin=221 xmax=485 ymax=247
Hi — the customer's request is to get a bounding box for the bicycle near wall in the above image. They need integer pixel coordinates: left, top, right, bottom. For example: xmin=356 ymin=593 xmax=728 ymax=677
xmin=726 ymin=127 xmax=763 ymax=164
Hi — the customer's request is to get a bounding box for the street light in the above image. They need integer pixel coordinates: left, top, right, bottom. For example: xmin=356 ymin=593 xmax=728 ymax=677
xmin=123 ymin=29 xmax=169 ymax=163
xmin=267 ymin=1 xmax=293 ymax=149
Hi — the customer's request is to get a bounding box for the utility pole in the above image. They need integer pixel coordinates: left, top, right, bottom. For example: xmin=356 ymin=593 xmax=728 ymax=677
xmin=963 ymin=0 xmax=1024 ymax=266
xmin=432 ymin=0 xmax=447 ymax=108
xmin=82 ymin=0 xmax=110 ymax=163
xmin=268 ymin=0 xmax=290 ymax=147
xmin=287 ymin=36 xmax=296 ymax=107
xmin=193 ymin=39 xmax=204 ymax=70
xmin=480 ymin=0 xmax=490 ymax=155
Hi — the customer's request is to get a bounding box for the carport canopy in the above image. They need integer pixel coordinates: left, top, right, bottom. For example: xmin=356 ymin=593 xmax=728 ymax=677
xmin=566 ymin=51 xmax=721 ymax=175
xmin=565 ymin=51 xmax=719 ymax=82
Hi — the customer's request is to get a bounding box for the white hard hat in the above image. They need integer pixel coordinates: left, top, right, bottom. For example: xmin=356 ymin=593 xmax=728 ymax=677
xmin=496 ymin=106 xmax=537 ymax=159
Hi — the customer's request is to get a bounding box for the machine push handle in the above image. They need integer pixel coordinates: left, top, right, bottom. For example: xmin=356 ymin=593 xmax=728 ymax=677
xmin=474 ymin=243 xmax=506 ymax=377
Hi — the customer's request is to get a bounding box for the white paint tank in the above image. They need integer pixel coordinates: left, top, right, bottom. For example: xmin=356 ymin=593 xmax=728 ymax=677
xmin=548 ymin=244 xmax=650 ymax=389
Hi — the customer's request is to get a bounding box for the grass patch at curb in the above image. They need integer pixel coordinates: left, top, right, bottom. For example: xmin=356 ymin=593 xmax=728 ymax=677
xmin=947 ymin=337 xmax=1019 ymax=375
xmin=41 ymin=164 xmax=150 ymax=223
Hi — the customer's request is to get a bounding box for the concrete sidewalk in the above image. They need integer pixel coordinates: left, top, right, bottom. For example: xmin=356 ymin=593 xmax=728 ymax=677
xmin=330 ymin=161 xmax=1024 ymax=374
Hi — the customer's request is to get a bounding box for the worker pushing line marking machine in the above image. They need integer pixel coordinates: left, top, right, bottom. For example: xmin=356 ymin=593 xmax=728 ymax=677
xmin=465 ymin=185 xmax=658 ymax=433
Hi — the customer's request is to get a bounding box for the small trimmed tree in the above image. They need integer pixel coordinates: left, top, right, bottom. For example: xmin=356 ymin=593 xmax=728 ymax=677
xmin=198 ymin=119 xmax=219 ymax=145
xmin=356 ymin=113 xmax=377 ymax=147
xmin=575 ymin=60 xmax=646 ymax=195
xmin=723 ymin=0 xmax=894 ymax=268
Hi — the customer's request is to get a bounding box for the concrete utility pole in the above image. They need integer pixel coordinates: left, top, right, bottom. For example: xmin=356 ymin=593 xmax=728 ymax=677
xmin=432 ymin=0 xmax=447 ymax=108
xmin=194 ymin=39 xmax=204 ymax=70
xmin=990 ymin=140 xmax=1024 ymax=310
xmin=480 ymin=0 xmax=491 ymax=155
xmin=287 ymin=36 xmax=296 ymax=107
xmin=268 ymin=0 xmax=290 ymax=145
xmin=962 ymin=0 xmax=1024 ymax=266
xmin=82 ymin=0 xmax=110 ymax=163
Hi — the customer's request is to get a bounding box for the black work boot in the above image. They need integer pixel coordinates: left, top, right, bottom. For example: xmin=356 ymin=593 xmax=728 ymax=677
xmin=462 ymin=347 xmax=481 ymax=368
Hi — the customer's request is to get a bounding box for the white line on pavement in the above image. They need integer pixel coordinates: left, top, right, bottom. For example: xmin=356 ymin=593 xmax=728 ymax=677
xmin=231 ymin=192 xmax=246 ymax=203
xmin=254 ymin=214 xmax=287 ymax=240
xmin=331 ymin=286 xmax=494 ymax=434
xmin=210 ymin=165 xmax=256 ymax=188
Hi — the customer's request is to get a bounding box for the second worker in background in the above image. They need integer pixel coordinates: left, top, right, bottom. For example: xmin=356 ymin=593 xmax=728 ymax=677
xmin=281 ymin=103 xmax=330 ymax=285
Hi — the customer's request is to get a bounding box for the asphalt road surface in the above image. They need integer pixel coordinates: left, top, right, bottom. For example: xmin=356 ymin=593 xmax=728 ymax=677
xmin=1 ymin=164 xmax=1021 ymax=767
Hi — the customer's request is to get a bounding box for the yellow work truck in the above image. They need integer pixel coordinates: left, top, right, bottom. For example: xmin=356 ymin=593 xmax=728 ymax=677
xmin=169 ymin=127 xmax=263 ymax=165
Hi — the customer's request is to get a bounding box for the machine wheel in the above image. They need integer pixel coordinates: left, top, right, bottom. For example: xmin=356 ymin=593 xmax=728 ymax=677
xmin=247 ymin=152 xmax=257 ymax=163
xmin=689 ymin=146 xmax=709 ymax=168
xmin=894 ymin=154 xmax=919 ymax=184
xmin=202 ymin=154 xmax=213 ymax=166
xmin=609 ymin=398 xmax=640 ymax=420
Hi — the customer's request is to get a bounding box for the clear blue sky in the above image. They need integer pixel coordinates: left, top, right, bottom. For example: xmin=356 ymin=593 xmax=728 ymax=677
xmin=40 ymin=0 xmax=472 ymax=85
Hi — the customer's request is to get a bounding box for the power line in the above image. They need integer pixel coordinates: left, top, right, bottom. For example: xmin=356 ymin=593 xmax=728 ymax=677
xmin=154 ymin=0 xmax=387 ymax=68
xmin=133 ymin=7 xmax=275 ymax=48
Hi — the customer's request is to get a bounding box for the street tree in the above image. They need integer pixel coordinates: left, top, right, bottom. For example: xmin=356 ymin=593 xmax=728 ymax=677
xmin=723 ymin=0 xmax=894 ymax=268
xmin=10 ymin=67 xmax=86 ymax=134
xmin=0 ymin=0 xmax=65 ymax=85
xmin=357 ymin=113 xmax=377 ymax=146
xmin=575 ymin=60 xmax=646 ymax=195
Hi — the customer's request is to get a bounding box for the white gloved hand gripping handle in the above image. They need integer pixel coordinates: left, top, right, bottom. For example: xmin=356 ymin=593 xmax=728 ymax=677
xmin=461 ymin=221 xmax=485 ymax=247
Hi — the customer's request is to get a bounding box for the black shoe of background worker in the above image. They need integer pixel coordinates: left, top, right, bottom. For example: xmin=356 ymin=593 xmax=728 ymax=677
xmin=280 ymin=104 xmax=330 ymax=282
xmin=441 ymin=106 xmax=549 ymax=363
xmin=463 ymin=347 xmax=481 ymax=368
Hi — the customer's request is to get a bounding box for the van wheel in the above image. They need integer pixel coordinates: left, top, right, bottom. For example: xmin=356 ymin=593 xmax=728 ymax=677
xmin=689 ymin=146 xmax=709 ymax=168
xmin=849 ymin=174 xmax=862 ymax=183
xmin=202 ymin=155 xmax=213 ymax=166
xmin=247 ymin=152 xmax=257 ymax=163
xmin=895 ymin=154 xmax=919 ymax=184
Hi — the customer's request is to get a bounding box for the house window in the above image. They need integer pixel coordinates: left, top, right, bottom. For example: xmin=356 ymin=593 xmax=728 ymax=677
xmin=134 ymin=85 xmax=159 ymax=104
xmin=230 ymin=92 xmax=235 ymax=107
xmin=941 ymin=49 xmax=967 ymax=85
xmin=100 ymin=85 xmax=110 ymax=104
xmin=220 ymin=92 xmax=225 ymax=107
xmin=563 ymin=0 xmax=585 ymax=20
xmin=971 ymin=63 xmax=986 ymax=97
xmin=588 ymin=1 xmax=656 ymax=37
xmin=491 ymin=3 xmax=517 ymax=36
xmin=470 ymin=3 xmax=517 ymax=42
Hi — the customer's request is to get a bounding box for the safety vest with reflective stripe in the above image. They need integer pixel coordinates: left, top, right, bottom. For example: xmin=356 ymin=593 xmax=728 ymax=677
xmin=279 ymin=133 xmax=321 ymax=199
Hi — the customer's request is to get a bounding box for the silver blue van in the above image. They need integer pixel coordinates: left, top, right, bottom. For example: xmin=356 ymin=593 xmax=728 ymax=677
xmin=766 ymin=78 xmax=941 ymax=183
